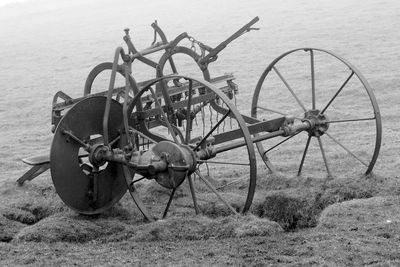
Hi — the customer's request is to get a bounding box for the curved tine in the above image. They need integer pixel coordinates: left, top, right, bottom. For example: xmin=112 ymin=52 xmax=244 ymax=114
xmin=321 ymin=71 xmax=354 ymax=114
xmin=162 ymin=187 xmax=177 ymax=219
xmin=325 ymin=132 xmax=369 ymax=167
xmin=148 ymin=86 xmax=180 ymax=144
xmin=273 ymin=66 xmax=307 ymax=112
xmin=310 ymin=49 xmax=316 ymax=110
xmin=185 ymin=79 xmax=193 ymax=144
xmin=187 ymin=174 xmax=200 ymax=214
xmin=317 ymin=136 xmax=332 ymax=178
xmin=195 ymin=170 xmax=239 ymax=215
xmin=298 ymin=135 xmax=312 ymax=176
xmin=123 ymin=166 xmax=154 ymax=222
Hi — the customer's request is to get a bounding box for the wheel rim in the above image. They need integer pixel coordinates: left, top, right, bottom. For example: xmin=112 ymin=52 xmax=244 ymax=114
xmin=123 ymin=75 xmax=256 ymax=219
xmin=251 ymin=48 xmax=381 ymax=178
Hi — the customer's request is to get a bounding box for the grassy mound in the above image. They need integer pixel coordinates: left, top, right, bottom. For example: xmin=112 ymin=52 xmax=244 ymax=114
xmin=318 ymin=196 xmax=400 ymax=232
xmin=12 ymin=213 xmax=282 ymax=243
xmin=250 ymin=173 xmax=387 ymax=230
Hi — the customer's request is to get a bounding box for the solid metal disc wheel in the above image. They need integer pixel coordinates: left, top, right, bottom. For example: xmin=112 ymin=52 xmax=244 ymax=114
xmin=50 ymin=96 xmax=127 ymax=214
xmin=123 ymin=75 xmax=257 ymax=219
xmin=251 ymin=48 xmax=381 ymax=178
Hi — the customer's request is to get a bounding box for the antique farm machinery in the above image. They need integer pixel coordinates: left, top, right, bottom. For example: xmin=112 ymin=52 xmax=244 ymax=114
xmin=18 ymin=17 xmax=382 ymax=221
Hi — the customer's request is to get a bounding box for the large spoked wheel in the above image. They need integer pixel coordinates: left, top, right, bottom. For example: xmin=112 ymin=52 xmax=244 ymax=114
xmin=252 ymin=48 xmax=381 ymax=178
xmin=50 ymin=96 xmax=127 ymax=214
xmin=123 ymin=75 xmax=256 ymax=219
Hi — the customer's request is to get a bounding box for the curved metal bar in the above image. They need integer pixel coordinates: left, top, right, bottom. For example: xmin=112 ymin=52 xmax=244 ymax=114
xmin=103 ymin=47 xmax=124 ymax=146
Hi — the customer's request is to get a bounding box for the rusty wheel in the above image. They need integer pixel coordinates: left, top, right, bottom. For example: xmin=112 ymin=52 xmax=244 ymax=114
xmin=252 ymin=48 xmax=381 ymax=178
xmin=122 ymin=75 xmax=257 ymax=220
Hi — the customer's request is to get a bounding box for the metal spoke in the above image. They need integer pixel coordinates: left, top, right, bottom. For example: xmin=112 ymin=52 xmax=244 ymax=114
xmin=162 ymin=187 xmax=177 ymax=219
xmin=298 ymin=135 xmax=312 ymax=176
xmin=325 ymin=132 xmax=368 ymax=167
xmin=195 ymin=170 xmax=239 ymax=215
xmin=131 ymin=176 xmax=146 ymax=184
xmin=129 ymin=127 xmax=158 ymax=144
xmin=216 ymin=177 xmax=246 ymax=190
xmin=194 ymin=110 xmax=231 ymax=151
xmin=325 ymin=117 xmax=375 ymax=124
xmin=187 ymin=174 xmax=200 ymax=214
xmin=273 ymin=66 xmax=307 ymax=112
xmin=256 ymin=106 xmax=303 ymax=120
xmin=310 ymin=50 xmax=316 ymax=110
xmin=122 ymin=166 xmax=154 ymax=222
xmin=109 ymin=135 xmax=121 ymax=147
xmin=197 ymin=160 xmax=250 ymax=166
xmin=317 ymin=136 xmax=332 ymax=178
xmin=263 ymin=131 xmax=301 ymax=156
xmin=148 ymin=87 xmax=180 ymax=144
xmin=321 ymin=71 xmax=354 ymax=114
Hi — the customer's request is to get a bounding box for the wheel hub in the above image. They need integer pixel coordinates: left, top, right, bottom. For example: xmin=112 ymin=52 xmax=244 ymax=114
xmin=303 ymin=110 xmax=329 ymax=137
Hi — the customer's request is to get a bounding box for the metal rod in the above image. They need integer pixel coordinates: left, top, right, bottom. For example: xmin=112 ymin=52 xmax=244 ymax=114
xmin=298 ymin=135 xmax=312 ymax=176
xmin=273 ymin=66 xmax=307 ymax=112
xmin=256 ymin=106 xmax=287 ymax=116
xmin=321 ymin=71 xmax=354 ymax=114
xmin=131 ymin=176 xmax=147 ymax=184
xmin=325 ymin=117 xmax=375 ymax=124
xmin=194 ymin=110 xmax=231 ymax=151
xmin=162 ymin=187 xmax=177 ymax=219
xmin=310 ymin=50 xmax=316 ymax=110
xmin=216 ymin=130 xmax=285 ymax=154
xmin=131 ymin=43 xmax=171 ymax=59
xmin=195 ymin=170 xmax=238 ymax=215
xmin=129 ymin=128 xmax=157 ymax=144
xmin=197 ymin=160 xmax=250 ymax=166
xmin=263 ymin=131 xmax=301 ymax=155
xmin=62 ymin=130 xmax=89 ymax=149
xmin=256 ymin=106 xmax=303 ymax=120
xmin=123 ymin=166 xmax=154 ymax=222
xmin=325 ymin=132 xmax=368 ymax=167
xmin=187 ymin=174 xmax=200 ymax=214
xmin=104 ymin=47 xmax=123 ymax=146
xmin=216 ymin=177 xmax=246 ymax=190
xmin=317 ymin=136 xmax=332 ymax=178
xmin=148 ymin=87 xmax=179 ymax=143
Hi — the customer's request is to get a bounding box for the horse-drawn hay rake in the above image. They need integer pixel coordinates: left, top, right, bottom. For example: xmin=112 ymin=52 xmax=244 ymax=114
xmin=18 ymin=17 xmax=382 ymax=221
